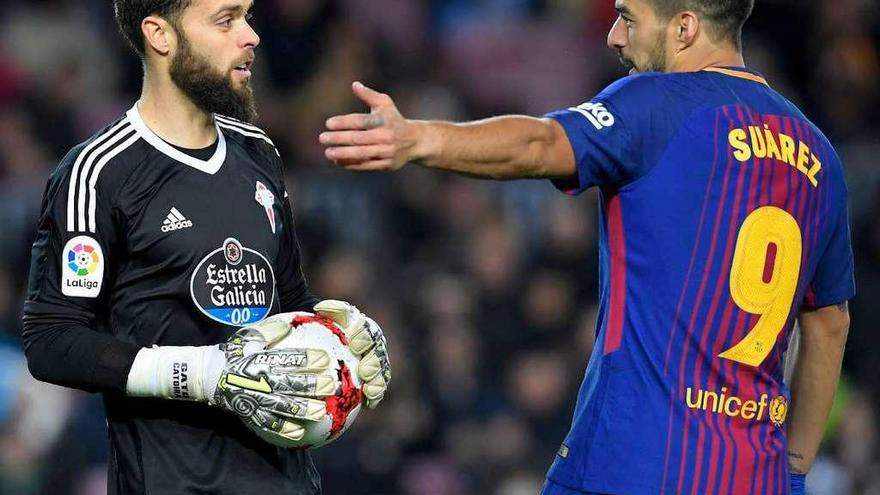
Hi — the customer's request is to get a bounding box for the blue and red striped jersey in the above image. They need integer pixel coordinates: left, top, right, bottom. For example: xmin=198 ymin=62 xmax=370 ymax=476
xmin=544 ymin=67 xmax=855 ymax=495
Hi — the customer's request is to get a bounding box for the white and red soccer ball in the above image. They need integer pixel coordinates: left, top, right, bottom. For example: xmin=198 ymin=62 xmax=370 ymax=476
xmin=246 ymin=311 xmax=364 ymax=449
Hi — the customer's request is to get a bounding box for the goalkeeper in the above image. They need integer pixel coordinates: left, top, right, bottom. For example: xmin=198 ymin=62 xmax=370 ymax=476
xmin=20 ymin=0 xmax=389 ymax=494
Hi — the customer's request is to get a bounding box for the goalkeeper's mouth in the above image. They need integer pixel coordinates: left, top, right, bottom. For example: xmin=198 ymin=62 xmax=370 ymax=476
xmin=232 ymin=59 xmax=254 ymax=80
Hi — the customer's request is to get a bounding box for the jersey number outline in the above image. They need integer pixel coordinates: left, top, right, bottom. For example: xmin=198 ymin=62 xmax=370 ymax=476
xmin=718 ymin=206 xmax=802 ymax=367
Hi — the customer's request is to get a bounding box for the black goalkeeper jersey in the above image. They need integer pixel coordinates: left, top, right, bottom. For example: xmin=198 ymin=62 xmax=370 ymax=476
xmin=22 ymin=103 xmax=322 ymax=494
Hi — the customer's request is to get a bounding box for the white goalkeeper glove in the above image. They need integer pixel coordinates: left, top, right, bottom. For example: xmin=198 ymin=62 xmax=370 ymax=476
xmin=313 ymin=300 xmax=391 ymax=409
xmin=126 ymin=314 xmax=335 ymax=442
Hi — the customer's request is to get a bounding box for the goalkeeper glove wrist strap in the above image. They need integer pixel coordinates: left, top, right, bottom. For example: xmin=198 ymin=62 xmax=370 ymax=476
xmin=126 ymin=345 xmax=223 ymax=402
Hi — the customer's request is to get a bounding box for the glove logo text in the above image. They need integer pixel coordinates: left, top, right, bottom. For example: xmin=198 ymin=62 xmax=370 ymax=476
xmin=190 ymin=238 xmax=275 ymax=326
xmin=61 ymin=235 xmax=104 ymax=298
xmin=172 ymin=362 xmax=191 ymax=399
xmin=253 ymin=352 xmax=308 ymax=367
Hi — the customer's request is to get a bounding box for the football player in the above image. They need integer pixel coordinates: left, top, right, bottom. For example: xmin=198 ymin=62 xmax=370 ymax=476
xmin=320 ymin=0 xmax=853 ymax=493
xmin=22 ymin=1 xmax=390 ymax=493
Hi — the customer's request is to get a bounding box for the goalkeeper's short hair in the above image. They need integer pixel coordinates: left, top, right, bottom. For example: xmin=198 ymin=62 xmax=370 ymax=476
xmin=113 ymin=0 xmax=192 ymax=59
xmin=648 ymin=0 xmax=755 ymax=50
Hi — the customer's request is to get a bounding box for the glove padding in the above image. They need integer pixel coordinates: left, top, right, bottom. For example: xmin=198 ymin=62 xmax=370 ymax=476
xmin=314 ymin=300 xmax=391 ymax=409
xmin=208 ymin=313 xmax=336 ymax=442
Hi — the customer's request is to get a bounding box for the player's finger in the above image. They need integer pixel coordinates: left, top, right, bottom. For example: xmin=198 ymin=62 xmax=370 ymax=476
xmin=364 ymin=397 xmax=383 ymax=410
xmin=318 ymin=129 xmax=391 ymax=147
xmin=273 ymin=418 xmax=306 ymax=441
xmin=361 ymin=377 xmax=386 ymax=409
xmin=254 ymin=392 xmax=326 ymax=422
xmin=344 ymin=322 xmax=374 ymax=357
xmin=352 ymin=81 xmax=393 ymax=109
xmin=358 ymin=350 xmax=382 ymax=382
xmin=341 ymin=160 xmax=397 ymax=172
xmin=325 ymin=113 xmax=371 ymax=131
xmin=313 ymin=299 xmax=357 ymax=326
xmin=325 ymin=145 xmax=394 ymax=162
xmin=255 ymin=412 xmax=306 ymax=441
xmin=268 ymin=373 xmax=337 ymax=398
xmin=235 ymin=315 xmax=291 ymax=348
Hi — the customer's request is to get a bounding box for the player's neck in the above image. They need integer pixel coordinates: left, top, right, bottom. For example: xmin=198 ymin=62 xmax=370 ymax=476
xmin=669 ymin=44 xmax=745 ymax=73
xmin=138 ymin=77 xmax=218 ymax=149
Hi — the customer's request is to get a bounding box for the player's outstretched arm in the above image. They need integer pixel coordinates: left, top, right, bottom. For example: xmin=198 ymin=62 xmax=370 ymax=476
xmin=787 ymin=302 xmax=850 ymax=476
xmin=319 ymin=82 xmax=576 ymax=181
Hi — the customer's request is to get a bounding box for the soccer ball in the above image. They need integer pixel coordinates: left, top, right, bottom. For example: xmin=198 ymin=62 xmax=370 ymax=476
xmin=245 ymin=312 xmax=364 ymax=449
xmin=76 ymin=252 xmax=91 ymax=268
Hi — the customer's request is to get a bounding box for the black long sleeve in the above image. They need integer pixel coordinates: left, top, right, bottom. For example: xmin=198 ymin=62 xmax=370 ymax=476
xmin=21 ymin=145 xmax=140 ymax=393
xmin=22 ymin=300 xmax=139 ymax=392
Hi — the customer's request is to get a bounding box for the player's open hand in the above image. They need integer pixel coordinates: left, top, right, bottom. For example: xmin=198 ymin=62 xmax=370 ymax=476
xmin=319 ymin=82 xmax=420 ymax=172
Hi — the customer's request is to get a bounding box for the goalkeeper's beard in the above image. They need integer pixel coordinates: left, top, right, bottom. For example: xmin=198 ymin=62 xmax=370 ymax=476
xmin=170 ymin=32 xmax=257 ymax=123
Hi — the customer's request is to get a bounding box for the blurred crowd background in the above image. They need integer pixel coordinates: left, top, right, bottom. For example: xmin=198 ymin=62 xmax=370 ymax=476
xmin=0 ymin=0 xmax=878 ymax=494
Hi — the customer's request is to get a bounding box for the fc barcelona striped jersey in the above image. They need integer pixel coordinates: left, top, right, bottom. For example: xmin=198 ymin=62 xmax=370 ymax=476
xmin=544 ymin=67 xmax=855 ymax=495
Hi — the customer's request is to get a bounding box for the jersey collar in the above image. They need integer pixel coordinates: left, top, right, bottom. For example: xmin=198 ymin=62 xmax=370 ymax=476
xmin=702 ymin=66 xmax=770 ymax=87
xmin=126 ymin=102 xmax=227 ymax=175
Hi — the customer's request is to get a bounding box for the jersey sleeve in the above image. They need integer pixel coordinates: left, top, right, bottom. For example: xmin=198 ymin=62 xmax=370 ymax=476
xmin=269 ymin=152 xmax=320 ymax=313
xmin=804 ymin=192 xmax=856 ymax=309
xmin=545 ymin=75 xmax=662 ymax=194
xmin=21 ymin=146 xmax=139 ymax=393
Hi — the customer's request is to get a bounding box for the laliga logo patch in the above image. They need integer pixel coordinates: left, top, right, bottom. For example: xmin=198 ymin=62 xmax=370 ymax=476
xmin=61 ymin=236 xmax=104 ymax=298
xmin=254 ymin=181 xmax=276 ymax=234
xmin=190 ymin=238 xmax=276 ymax=326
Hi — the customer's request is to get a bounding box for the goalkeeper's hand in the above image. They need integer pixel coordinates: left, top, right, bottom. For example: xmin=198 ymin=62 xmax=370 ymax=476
xmin=126 ymin=313 xmax=335 ymax=442
xmin=314 ymin=300 xmax=391 ymax=409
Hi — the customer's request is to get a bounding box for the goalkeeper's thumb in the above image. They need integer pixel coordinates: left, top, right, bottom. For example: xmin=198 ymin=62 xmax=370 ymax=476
xmin=125 ymin=345 xmax=225 ymax=402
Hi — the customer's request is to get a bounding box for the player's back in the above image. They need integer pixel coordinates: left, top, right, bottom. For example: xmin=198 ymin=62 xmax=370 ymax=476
xmin=546 ymin=68 xmax=854 ymax=494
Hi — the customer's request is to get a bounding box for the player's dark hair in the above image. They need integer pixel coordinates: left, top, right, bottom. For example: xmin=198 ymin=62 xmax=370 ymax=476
xmin=113 ymin=0 xmax=192 ymax=58
xmin=650 ymin=0 xmax=754 ymax=50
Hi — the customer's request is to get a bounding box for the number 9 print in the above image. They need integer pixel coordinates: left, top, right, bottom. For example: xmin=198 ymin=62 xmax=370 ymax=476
xmin=719 ymin=207 xmax=802 ymax=367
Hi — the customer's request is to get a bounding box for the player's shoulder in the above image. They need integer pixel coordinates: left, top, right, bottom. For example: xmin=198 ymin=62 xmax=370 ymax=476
xmin=592 ymin=73 xmax=665 ymax=109
xmin=764 ymin=89 xmax=844 ymax=169
xmin=798 ymin=112 xmax=846 ymax=182
xmin=585 ymin=72 xmax=706 ymax=137
xmin=57 ymin=116 xmax=129 ymax=167
xmin=595 ymin=71 xmax=721 ymax=104
xmin=214 ymin=114 xmax=281 ymax=159
xmin=597 ymin=72 xmax=664 ymax=96
xmin=50 ymin=114 xmax=143 ymax=192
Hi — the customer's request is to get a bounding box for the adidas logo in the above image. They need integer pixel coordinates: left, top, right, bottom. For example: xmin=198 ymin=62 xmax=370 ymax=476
xmin=161 ymin=207 xmax=194 ymax=233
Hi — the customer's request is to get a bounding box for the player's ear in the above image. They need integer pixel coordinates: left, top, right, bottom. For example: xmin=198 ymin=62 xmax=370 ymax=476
xmin=674 ymin=11 xmax=699 ymax=50
xmin=141 ymin=15 xmax=174 ymax=57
